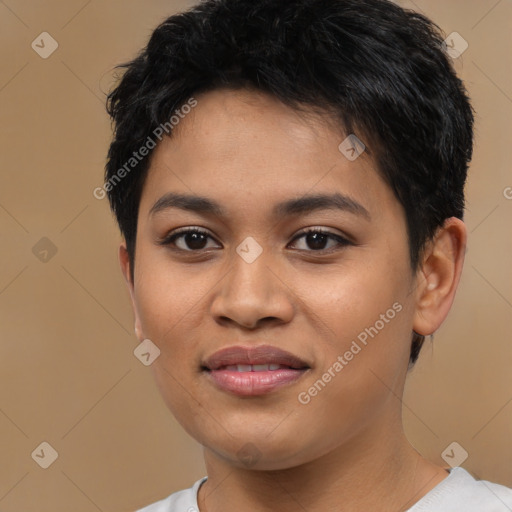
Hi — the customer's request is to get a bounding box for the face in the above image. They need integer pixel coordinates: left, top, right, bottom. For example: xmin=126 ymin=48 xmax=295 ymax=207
xmin=122 ymin=88 xmax=423 ymax=470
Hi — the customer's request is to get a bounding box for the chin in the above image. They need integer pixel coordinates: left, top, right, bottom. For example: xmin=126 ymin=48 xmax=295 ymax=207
xmin=199 ymin=428 xmax=315 ymax=470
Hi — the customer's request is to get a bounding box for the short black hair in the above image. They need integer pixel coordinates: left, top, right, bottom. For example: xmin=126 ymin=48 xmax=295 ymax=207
xmin=104 ymin=0 xmax=474 ymax=365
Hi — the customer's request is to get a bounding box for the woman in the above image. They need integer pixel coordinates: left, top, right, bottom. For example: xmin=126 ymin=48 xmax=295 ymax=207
xmin=103 ymin=0 xmax=512 ymax=510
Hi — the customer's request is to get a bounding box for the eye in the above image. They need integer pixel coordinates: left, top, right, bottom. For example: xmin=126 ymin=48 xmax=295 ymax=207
xmin=288 ymin=228 xmax=352 ymax=252
xmin=157 ymin=226 xmax=352 ymax=254
xmin=157 ymin=227 xmax=220 ymax=252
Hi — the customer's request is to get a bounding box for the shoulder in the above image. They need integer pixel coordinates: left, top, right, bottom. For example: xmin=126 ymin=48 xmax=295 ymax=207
xmin=409 ymin=467 xmax=512 ymax=511
xmin=135 ymin=477 xmax=207 ymax=512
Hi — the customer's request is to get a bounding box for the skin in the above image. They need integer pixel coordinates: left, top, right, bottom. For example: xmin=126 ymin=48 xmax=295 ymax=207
xmin=119 ymin=87 xmax=467 ymax=512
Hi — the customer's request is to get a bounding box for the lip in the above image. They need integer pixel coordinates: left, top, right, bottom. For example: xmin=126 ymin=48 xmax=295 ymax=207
xmin=203 ymin=344 xmax=309 ymax=370
xmin=202 ymin=345 xmax=310 ymax=396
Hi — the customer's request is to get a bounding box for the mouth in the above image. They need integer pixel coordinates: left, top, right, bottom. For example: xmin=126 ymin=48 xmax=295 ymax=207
xmin=215 ymin=363 xmax=296 ymax=372
xmin=201 ymin=345 xmax=310 ymax=396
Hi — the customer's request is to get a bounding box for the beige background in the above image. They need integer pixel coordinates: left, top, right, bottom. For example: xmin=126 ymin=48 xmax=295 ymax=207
xmin=0 ymin=0 xmax=511 ymax=511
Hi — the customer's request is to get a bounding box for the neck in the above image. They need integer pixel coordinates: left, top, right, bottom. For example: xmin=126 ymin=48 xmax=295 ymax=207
xmin=197 ymin=416 xmax=448 ymax=512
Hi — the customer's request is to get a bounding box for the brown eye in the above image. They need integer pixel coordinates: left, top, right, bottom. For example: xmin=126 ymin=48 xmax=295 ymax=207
xmin=158 ymin=228 xmax=220 ymax=251
xmin=289 ymin=228 xmax=351 ymax=252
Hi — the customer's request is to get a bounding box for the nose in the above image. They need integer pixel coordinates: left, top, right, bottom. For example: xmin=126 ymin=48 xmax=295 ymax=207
xmin=210 ymin=246 xmax=295 ymax=330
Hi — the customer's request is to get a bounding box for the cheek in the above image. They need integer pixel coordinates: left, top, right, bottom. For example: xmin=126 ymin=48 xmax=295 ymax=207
xmin=132 ymin=262 xmax=210 ymax=433
xmin=290 ymin=279 xmax=411 ymax=459
xmin=135 ymin=280 xmax=207 ymax=374
xmin=294 ymin=253 xmax=412 ymax=394
xmin=293 ymin=254 xmax=405 ymax=340
xmin=133 ymin=243 xmax=207 ymax=340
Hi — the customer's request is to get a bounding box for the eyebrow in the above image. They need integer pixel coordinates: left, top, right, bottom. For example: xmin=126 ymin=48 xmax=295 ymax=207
xmin=149 ymin=192 xmax=371 ymax=221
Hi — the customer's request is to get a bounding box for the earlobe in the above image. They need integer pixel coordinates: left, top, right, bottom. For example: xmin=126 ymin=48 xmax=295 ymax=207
xmin=412 ymin=217 xmax=467 ymax=336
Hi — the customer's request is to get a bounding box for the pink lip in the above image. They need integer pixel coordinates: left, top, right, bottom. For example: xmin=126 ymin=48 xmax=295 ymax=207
xmin=206 ymin=368 xmax=308 ymax=396
xmin=202 ymin=345 xmax=310 ymax=396
xmin=203 ymin=344 xmax=309 ymax=370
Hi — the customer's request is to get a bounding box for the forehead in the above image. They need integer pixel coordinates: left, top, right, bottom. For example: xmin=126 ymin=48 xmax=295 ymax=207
xmin=173 ymin=87 xmax=345 ymax=158
xmin=139 ymin=88 xmax=400 ymax=224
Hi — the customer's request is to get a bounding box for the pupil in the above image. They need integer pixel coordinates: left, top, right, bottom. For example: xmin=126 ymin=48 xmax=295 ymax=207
xmin=187 ymin=232 xmax=207 ymax=250
xmin=307 ymin=232 xmax=327 ymax=250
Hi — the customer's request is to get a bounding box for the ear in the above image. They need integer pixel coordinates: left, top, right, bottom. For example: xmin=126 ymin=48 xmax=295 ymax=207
xmin=119 ymin=243 xmax=144 ymax=342
xmin=412 ymin=217 xmax=467 ymax=336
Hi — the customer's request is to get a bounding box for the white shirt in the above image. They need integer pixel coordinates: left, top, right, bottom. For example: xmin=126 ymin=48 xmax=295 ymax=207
xmin=136 ymin=467 xmax=512 ymax=511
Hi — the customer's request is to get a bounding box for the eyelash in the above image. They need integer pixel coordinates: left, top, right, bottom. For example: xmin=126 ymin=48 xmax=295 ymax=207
xmin=157 ymin=227 xmax=352 ymax=254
